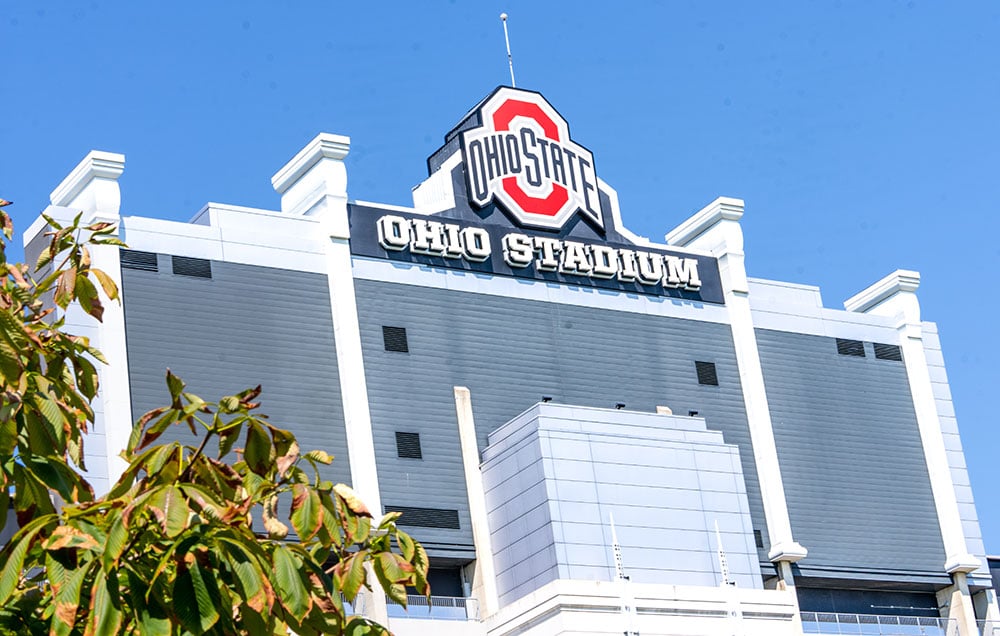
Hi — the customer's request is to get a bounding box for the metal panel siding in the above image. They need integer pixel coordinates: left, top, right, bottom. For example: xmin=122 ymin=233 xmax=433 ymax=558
xmin=755 ymin=328 xmax=946 ymax=577
xmin=121 ymin=255 xmax=351 ymax=486
xmin=354 ymin=279 xmax=769 ymax=563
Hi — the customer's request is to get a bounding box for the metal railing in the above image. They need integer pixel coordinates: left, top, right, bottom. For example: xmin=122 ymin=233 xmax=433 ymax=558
xmin=801 ymin=612 xmax=958 ymax=636
xmin=386 ymin=594 xmax=480 ymax=621
xmin=979 ymin=619 xmax=1000 ymax=636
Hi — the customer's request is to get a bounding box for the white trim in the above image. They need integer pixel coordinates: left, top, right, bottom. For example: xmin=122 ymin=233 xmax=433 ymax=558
xmin=668 ymin=199 xmax=806 ymax=565
xmin=846 ymin=274 xmax=980 ymax=574
xmin=350 ymin=256 xmax=733 ymax=325
xmin=844 ymin=270 xmax=920 ymax=314
xmin=665 ymin=197 xmax=745 ymax=248
xmin=454 ymin=387 xmax=500 ymax=618
xmin=271 ymin=133 xmax=350 ymax=195
xmin=49 ymin=150 xmax=125 ymax=210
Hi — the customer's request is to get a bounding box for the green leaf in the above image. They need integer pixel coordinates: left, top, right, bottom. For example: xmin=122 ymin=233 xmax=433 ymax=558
xmin=84 ymin=570 xmax=122 ymax=636
xmin=272 ymin=546 xmax=311 ymax=620
xmin=74 ymin=274 xmax=104 ymax=321
xmin=54 ymin=267 xmax=77 ymax=308
xmin=173 ymin=557 xmax=221 ymax=635
xmin=339 ymin=551 xmax=368 ymax=602
xmin=396 ymin=530 xmax=415 ymax=562
xmin=290 ymin=484 xmax=323 ymax=542
xmin=244 ymin=421 xmax=272 ymax=476
xmin=165 ymin=369 xmax=185 ymax=400
xmin=0 ymin=516 xmax=52 ymax=604
xmin=90 ymin=268 xmax=119 ymax=301
xmin=51 ymin=561 xmax=91 ymax=636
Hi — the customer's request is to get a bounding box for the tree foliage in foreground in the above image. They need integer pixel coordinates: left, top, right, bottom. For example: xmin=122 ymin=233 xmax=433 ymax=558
xmin=0 ymin=200 xmax=429 ymax=634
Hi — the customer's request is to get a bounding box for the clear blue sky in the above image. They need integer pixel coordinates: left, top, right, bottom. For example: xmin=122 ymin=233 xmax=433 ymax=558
xmin=3 ymin=2 xmax=999 ymax=553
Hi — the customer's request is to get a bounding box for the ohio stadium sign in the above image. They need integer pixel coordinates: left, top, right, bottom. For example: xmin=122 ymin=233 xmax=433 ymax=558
xmin=461 ymin=88 xmax=602 ymax=231
xmin=347 ymin=87 xmax=725 ymax=305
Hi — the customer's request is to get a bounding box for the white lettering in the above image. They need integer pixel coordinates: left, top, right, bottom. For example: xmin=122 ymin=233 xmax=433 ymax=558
xmin=533 ymin=237 xmax=562 ymax=271
xmin=635 ymin=251 xmax=664 ymax=285
xmin=664 ymin=256 xmax=702 ymax=290
xmin=460 ymin=227 xmax=492 ymax=262
xmin=560 ymin=241 xmax=592 ymax=274
xmin=377 ymin=215 xmax=410 ymax=251
xmin=503 ymin=233 xmax=534 ymax=268
xmin=410 ymin=220 xmax=447 ymax=255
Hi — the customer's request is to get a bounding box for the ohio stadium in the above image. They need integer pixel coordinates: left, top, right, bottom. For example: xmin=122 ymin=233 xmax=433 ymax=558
xmin=25 ymin=86 xmax=1000 ymax=636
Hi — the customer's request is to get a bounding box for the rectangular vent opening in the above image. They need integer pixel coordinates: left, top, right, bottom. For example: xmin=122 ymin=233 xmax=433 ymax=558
xmin=754 ymin=529 xmax=764 ymax=549
xmin=171 ymin=255 xmax=212 ymax=279
xmin=873 ymin=343 xmax=903 ymax=361
xmin=120 ymin=250 xmax=158 ymax=272
xmin=384 ymin=505 xmax=459 ymax=529
xmin=382 ymin=326 xmax=409 ymax=353
xmin=836 ymin=338 xmax=866 ymax=357
xmin=395 ymin=432 xmax=422 ymax=459
xmin=695 ymin=361 xmax=719 ymax=386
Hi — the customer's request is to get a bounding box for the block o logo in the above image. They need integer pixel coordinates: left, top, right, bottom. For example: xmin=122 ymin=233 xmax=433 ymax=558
xmin=461 ymin=88 xmax=603 ymax=231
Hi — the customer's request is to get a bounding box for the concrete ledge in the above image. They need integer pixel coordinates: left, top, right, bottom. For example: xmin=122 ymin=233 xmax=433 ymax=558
xmin=665 ymin=196 xmax=744 ymax=247
xmin=844 ymin=269 xmax=920 ymax=314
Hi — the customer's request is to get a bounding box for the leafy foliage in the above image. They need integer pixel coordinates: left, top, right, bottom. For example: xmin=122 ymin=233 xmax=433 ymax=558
xmin=0 ymin=201 xmax=429 ymax=634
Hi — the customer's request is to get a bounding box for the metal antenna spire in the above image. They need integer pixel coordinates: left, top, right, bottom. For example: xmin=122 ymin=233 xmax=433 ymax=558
xmin=500 ymin=13 xmax=516 ymax=87
xmin=609 ymin=513 xmax=639 ymax=635
xmin=715 ymin=520 xmax=734 ymax=586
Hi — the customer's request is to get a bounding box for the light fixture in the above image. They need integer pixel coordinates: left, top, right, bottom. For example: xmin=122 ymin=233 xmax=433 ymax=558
xmin=615 ymin=402 xmax=626 ymax=410
xmin=541 ymin=396 xmax=553 ymax=403
xmin=688 ymin=410 xmax=699 ymax=417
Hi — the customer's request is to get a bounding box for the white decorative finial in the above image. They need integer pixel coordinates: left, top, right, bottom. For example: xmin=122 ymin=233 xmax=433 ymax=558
xmin=500 ymin=12 xmax=516 ymax=87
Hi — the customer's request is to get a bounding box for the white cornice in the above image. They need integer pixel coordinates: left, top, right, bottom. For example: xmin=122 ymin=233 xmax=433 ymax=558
xmin=665 ymin=196 xmax=744 ymax=247
xmin=271 ymin=133 xmax=350 ymax=195
xmin=843 ymin=269 xmax=920 ymax=313
xmin=49 ymin=150 xmax=125 ymax=207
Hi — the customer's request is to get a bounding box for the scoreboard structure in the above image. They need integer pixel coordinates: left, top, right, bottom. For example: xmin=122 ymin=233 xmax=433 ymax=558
xmin=27 ymin=87 xmax=999 ymax=636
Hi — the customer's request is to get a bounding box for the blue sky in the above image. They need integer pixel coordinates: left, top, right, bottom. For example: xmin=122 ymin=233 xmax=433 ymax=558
xmin=3 ymin=2 xmax=999 ymax=553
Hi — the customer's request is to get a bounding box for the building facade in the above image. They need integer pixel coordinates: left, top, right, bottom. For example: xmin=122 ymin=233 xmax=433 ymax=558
xmin=26 ymin=87 xmax=999 ymax=635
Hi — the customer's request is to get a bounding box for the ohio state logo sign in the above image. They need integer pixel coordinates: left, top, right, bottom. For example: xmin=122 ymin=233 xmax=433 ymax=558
xmin=461 ymin=88 xmax=602 ymax=231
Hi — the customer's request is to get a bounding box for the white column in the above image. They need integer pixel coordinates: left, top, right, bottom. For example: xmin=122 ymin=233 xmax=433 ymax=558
xmin=28 ymin=151 xmax=133 ymax=494
xmin=666 ymin=197 xmax=807 ymax=566
xmin=271 ymin=134 xmax=388 ymax=624
xmin=844 ymin=271 xmax=980 ymax=577
xmin=454 ymin=386 xmax=500 ymax=617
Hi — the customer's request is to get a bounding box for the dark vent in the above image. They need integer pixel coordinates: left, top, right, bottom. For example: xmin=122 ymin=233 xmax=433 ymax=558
xmin=120 ymin=250 xmax=158 ymax=272
xmin=395 ymin=432 xmax=422 ymax=459
xmin=171 ymin=256 xmax=212 ymax=279
xmin=382 ymin=326 xmax=409 ymax=353
xmin=385 ymin=506 xmax=459 ymax=529
xmin=754 ymin=530 xmax=764 ymax=549
xmin=836 ymin=338 xmax=866 ymax=357
xmin=695 ymin=361 xmax=719 ymax=386
xmin=874 ymin=343 xmax=903 ymax=361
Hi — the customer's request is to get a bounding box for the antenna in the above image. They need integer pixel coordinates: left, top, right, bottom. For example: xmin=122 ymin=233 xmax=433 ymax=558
xmin=500 ymin=13 xmax=516 ymax=87
xmin=609 ymin=513 xmax=640 ymax=635
xmin=715 ymin=520 xmax=735 ymax=587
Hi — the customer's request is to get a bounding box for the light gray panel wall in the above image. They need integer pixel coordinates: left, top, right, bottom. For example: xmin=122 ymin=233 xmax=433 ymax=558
xmin=122 ymin=253 xmax=352 ymax=487
xmin=755 ymin=328 xmax=946 ymax=579
xmin=354 ymin=279 xmax=769 ymax=564
xmin=482 ymin=405 xmax=761 ymax=606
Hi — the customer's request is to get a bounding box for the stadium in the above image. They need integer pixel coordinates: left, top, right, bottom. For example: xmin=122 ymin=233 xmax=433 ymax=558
xmin=26 ymin=86 xmax=999 ymax=635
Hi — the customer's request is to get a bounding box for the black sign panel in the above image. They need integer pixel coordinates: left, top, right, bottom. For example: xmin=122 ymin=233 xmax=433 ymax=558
xmin=348 ymin=204 xmax=725 ymax=305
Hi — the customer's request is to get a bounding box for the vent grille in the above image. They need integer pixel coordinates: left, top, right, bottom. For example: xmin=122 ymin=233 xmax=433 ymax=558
xmin=836 ymin=338 xmax=866 ymax=357
xmin=171 ymin=256 xmax=212 ymax=279
xmin=382 ymin=326 xmax=409 ymax=353
xmin=120 ymin=250 xmax=158 ymax=272
xmin=873 ymin=343 xmax=903 ymax=361
xmin=695 ymin=361 xmax=719 ymax=386
xmin=395 ymin=432 xmax=422 ymax=459
xmin=384 ymin=505 xmax=459 ymax=529
xmin=754 ymin=530 xmax=764 ymax=549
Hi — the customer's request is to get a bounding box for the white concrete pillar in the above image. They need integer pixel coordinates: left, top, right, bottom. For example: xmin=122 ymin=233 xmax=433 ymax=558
xmin=937 ymin=572 xmax=979 ymax=636
xmin=666 ymin=197 xmax=807 ymax=570
xmin=272 ymin=133 xmax=388 ymax=624
xmin=454 ymin=386 xmax=500 ymax=618
xmin=26 ymin=151 xmax=133 ymax=494
xmin=844 ymin=271 xmax=981 ymax=578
